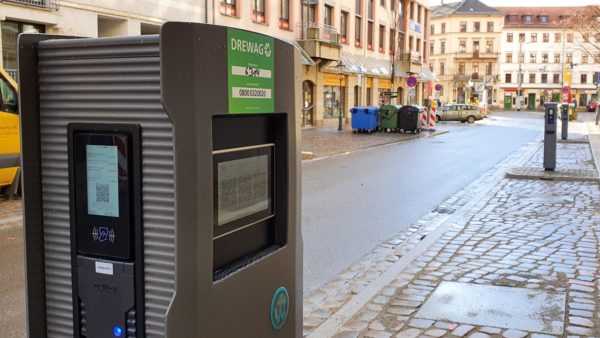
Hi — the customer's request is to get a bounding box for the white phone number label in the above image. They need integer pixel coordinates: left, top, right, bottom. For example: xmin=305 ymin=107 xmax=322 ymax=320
xmin=232 ymin=87 xmax=272 ymax=99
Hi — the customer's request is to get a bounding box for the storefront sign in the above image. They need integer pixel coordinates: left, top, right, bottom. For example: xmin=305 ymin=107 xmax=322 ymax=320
xmin=323 ymin=73 xmax=346 ymax=86
xmin=409 ymin=21 xmax=422 ymax=34
xmin=366 ymin=77 xmax=373 ymax=88
xmin=378 ymin=78 xmax=392 ymax=89
xmin=228 ymin=28 xmax=275 ymax=114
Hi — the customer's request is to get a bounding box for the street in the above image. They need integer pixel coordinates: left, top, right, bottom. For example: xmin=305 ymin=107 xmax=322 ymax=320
xmin=303 ymin=112 xmax=542 ymax=293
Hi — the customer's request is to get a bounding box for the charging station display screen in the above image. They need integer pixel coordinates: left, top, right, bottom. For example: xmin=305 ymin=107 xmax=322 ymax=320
xmin=218 ymin=154 xmax=269 ymax=226
xmin=86 ymin=145 xmax=120 ymax=217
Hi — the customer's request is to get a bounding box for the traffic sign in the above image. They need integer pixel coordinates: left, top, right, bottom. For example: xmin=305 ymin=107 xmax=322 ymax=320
xmin=435 ymin=84 xmax=442 ymax=91
xmin=562 ymin=86 xmax=569 ymax=94
xmin=407 ymin=76 xmax=417 ymax=87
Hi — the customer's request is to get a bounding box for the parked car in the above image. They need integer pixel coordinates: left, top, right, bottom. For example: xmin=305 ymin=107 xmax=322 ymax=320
xmin=436 ymin=104 xmax=482 ymax=124
xmin=586 ymin=100 xmax=598 ymax=112
xmin=0 ymin=68 xmax=20 ymax=196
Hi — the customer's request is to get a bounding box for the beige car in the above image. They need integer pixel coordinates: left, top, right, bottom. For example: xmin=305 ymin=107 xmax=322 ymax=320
xmin=436 ymin=104 xmax=483 ymax=124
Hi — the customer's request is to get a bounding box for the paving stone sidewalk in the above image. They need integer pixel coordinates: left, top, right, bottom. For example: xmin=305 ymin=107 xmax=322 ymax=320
xmin=306 ymin=121 xmax=600 ymax=337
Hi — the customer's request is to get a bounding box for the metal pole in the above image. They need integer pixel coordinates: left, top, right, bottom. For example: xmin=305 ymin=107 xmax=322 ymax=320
xmin=517 ymin=41 xmax=522 ymax=111
xmin=338 ymin=61 xmax=344 ymax=131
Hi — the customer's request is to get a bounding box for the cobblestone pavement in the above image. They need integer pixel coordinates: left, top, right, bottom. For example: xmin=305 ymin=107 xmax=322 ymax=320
xmin=301 ymin=126 xmax=453 ymax=159
xmin=306 ymin=120 xmax=600 ymax=338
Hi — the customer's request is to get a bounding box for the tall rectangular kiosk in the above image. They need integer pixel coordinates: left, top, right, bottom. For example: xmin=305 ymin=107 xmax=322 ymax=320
xmin=19 ymin=23 xmax=302 ymax=338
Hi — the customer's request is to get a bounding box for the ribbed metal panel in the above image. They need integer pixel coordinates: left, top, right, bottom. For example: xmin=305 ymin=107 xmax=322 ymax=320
xmin=38 ymin=36 xmax=175 ymax=337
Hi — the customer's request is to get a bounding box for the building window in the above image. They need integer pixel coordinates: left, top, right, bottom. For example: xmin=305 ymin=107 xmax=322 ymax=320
xmin=474 ymin=22 xmax=480 ymax=32
xmin=519 ymin=52 xmax=524 ymax=63
xmin=583 ymin=54 xmax=589 ymax=63
xmin=366 ymin=87 xmax=372 ymax=105
xmin=553 ymin=74 xmax=560 ymax=83
xmin=220 ymin=0 xmax=237 ymax=16
xmin=524 ymin=15 xmax=533 ymax=24
xmin=542 ymin=53 xmax=548 ymax=63
xmin=485 ymin=62 xmax=492 ymax=75
xmin=531 ymin=33 xmax=537 ymax=43
xmin=380 ymin=0 xmax=385 ymax=6
xmin=367 ymin=21 xmax=374 ymax=50
xmin=543 ymin=33 xmax=549 ymax=42
xmin=554 ymin=54 xmax=560 ymax=63
xmin=379 ymin=25 xmax=385 ymax=52
xmin=441 ymin=41 xmax=446 ymax=54
xmin=368 ymin=0 xmax=374 ymax=20
xmin=555 ymin=33 xmax=561 ymax=43
xmin=541 ymin=74 xmax=548 ymax=83
xmin=472 ymin=62 xmax=479 ymax=75
xmin=458 ymin=62 xmax=465 ymax=74
xmin=507 ymin=33 xmax=513 ymax=42
xmin=505 ymin=73 xmax=512 ymax=83
xmin=540 ymin=15 xmax=549 ymax=24
xmin=324 ymin=5 xmax=333 ymax=26
xmin=508 ymin=15 xmax=518 ymax=23
xmin=355 ymin=17 xmax=362 ymax=47
xmin=279 ymin=0 xmax=290 ymax=28
xmin=459 ymin=41 xmax=466 ymax=53
xmin=440 ymin=61 xmax=445 ymax=75
xmin=354 ymin=85 xmax=360 ymax=106
xmin=460 ymin=22 xmax=467 ymax=32
xmin=340 ymin=12 xmax=348 ymax=44
xmin=567 ymin=53 xmax=573 ymax=63
xmin=567 ymin=33 xmax=573 ymax=42
xmin=2 ymin=21 xmax=45 ymax=73
xmin=389 ymin=28 xmax=394 ymax=53
xmin=529 ymin=53 xmax=536 ymax=63
xmin=506 ymin=53 xmax=513 ymax=63
xmin=581 ymin=74 xmax=588 ymax=84
xmin=519 ymin=33 xmax=525 ymax=42
xmin=356 ymin=0 xmax=361 ymax=14
xmin=431 ymin=24 xmax=435 ymax=35
xmin=410 ymin=1 xmax=414 ymax=19
xmin=486 ymin=40 xmax=493 ymax=53
xmin=441 ymin=23 xmax=446 ymax=33
xmin=252 ymin=0 xmax=266 ymax=23
xmin=487 ymin=22 xmax=494 ymax=32
xmin=430 ymin=40 xmax=434 ymax=54
xmin=529 ymin=73 xmax=535 ymax=83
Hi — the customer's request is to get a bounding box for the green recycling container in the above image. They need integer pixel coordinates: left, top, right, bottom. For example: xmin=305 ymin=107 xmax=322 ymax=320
xmin=379 ymin=104 xmax=402 ymax=132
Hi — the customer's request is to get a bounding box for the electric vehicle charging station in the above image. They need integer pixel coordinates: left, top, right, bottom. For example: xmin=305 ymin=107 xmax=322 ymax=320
xmin=18 ymin=23 xmax=302 ymax=338
xmin=561 ymin=103 xmax=569 ymax=140
xmin=544 ymin=102 xmax=558 ymax=171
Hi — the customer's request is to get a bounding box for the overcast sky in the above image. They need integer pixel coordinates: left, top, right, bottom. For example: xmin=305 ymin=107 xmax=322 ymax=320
xmin=430 ymin=0 xmax=599 ymax=6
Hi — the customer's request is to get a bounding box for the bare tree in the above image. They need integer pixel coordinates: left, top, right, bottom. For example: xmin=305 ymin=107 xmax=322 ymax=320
xmin=388 ymin=0 xmax=405 ymax=102
xmin=562 ymin=6 xmax=600 ymax=61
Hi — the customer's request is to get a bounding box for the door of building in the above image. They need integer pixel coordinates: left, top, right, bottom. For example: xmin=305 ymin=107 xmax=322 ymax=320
xmin=302 ymin=80 xmax=314 ymax=127
xmin=528 ymin=93 xmax=536 ymax=110
xmin=504 ymin=95 xmax=512 ymax=110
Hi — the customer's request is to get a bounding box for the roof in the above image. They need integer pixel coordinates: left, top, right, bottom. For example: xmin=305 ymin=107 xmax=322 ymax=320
xmin=431 ymin=0 xmax=500 ymax=18
xmin=496 ymin=7 xmax=577 ymax=28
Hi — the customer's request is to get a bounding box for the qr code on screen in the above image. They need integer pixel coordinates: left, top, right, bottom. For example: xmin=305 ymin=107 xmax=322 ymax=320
xmin=96 ymin=183 xmax=109 ymax=203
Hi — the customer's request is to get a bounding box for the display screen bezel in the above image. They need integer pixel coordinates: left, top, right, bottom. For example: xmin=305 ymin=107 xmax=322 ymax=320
xmin=212 ymin=144 xmax=275 ymax=239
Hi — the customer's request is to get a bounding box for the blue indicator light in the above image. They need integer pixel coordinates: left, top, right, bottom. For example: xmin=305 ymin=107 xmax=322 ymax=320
xmin=113 ymin=326 xmax=123 ymax=336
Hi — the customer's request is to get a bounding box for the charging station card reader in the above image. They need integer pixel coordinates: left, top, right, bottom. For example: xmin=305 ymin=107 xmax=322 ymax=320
xmin=547 ymin=109 xmax=556 ymax=126
xmin=68 ymin=124 xmax=144 ymax=338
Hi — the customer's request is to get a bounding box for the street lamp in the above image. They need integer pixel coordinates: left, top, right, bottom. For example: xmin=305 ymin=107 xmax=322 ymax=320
xmin=337 ymin=60 xmax=345 ymax=131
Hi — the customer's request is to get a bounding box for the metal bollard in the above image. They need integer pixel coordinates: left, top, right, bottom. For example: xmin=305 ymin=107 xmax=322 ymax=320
xmin=544 ymin=102 xmax=557 ymax=171
xmin=561 ymin=103 xmax=569 ymax=140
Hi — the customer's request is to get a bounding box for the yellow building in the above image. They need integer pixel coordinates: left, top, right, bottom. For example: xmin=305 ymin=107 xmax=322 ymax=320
xmin=429 ymin=0 xmax=503 ymax=107
xmin=212 ymin=0 xmax=434 ymax=127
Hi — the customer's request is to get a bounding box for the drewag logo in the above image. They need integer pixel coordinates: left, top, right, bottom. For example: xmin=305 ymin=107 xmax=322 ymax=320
xmin=231 ymin=38 xmax=272 ymax=58
xmin=270 ymin=287 xmax=289 ymax=330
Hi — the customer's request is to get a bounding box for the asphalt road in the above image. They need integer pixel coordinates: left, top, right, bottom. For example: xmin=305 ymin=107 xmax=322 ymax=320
xmin=302 ymin=111 xmax=543 ymax=293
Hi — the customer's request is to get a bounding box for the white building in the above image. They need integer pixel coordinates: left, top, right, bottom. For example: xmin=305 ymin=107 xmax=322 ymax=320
xmin=0 ymin=0 xmax=206 ymax=79
xmin=497 ymin=7 xmax=599 ymax=110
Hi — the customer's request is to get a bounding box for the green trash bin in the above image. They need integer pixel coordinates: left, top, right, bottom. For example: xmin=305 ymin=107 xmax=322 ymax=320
xmin=379 ymin=104 xmax=402 ymax=132
xmin=569 ymin=102 xmax=578 ymax=121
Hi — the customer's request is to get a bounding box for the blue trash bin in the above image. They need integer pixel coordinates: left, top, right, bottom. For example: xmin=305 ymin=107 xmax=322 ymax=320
xmin=351 ymin=106 xmax=379 ymax=133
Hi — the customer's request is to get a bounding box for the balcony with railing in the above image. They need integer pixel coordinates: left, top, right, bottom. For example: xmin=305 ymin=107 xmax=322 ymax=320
xmin=454 ymin=51 xmax=500 ymax=60
xmin=2 ymin=0 xmax=58 ymax=9
xmin=296 ymin=23 xmax=342 ymax=61
xmin=397 ymin=50 xmax=422 ymax=74
xmin=4 ymin=69 xmax=18 ymax=82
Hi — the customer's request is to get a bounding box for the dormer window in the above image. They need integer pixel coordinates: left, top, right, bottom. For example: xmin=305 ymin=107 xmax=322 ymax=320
xmin=523 ymin=15 xmax=533 ymax=24
xmin=540 ymin=15 xmax=549 ymax=24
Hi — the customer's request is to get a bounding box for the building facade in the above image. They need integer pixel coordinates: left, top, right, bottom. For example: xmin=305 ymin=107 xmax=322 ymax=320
xmin=498 ymin=7 xmax=599 ymax=110
xmin=429 ymin=0 xmax=503 ymax=107
xmin=211 ymin=0 xmax=433 ymax=127
xmin=0 ymin=0 xmax=206 ymax=80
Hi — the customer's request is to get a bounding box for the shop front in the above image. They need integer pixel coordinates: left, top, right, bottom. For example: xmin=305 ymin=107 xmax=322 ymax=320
xmin=323 ymin=73 xmax=346 ymax=121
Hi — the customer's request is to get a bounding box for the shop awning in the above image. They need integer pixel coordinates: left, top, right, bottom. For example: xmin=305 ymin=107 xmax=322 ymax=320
xmin=289 ymin=40 xmax=316 ymax=66
xmin=419 ymin=68 xmax=438 ymax=81
xmin=323 ymin=52 xmax=410 ymax=78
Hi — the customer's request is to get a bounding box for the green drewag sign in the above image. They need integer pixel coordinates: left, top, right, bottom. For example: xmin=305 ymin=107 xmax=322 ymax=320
xmin=227 ymin=28 xmax=275 ymax=114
